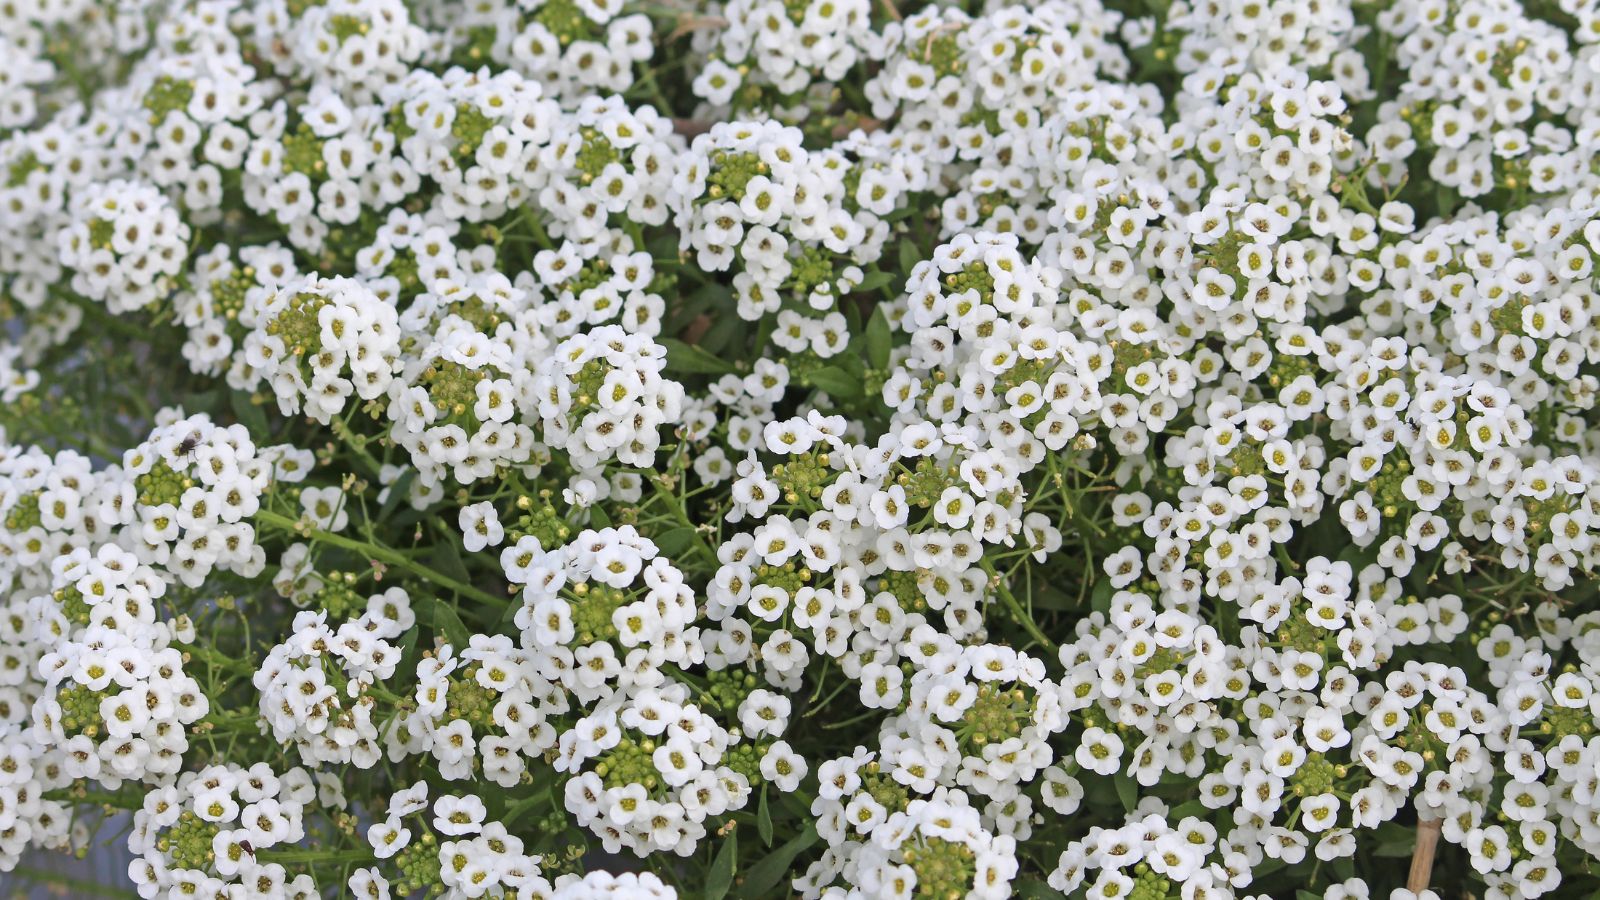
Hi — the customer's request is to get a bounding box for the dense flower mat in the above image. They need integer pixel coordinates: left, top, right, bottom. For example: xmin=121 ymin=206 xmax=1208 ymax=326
xmin=1 ymin=0 xmax=1600 ymax=898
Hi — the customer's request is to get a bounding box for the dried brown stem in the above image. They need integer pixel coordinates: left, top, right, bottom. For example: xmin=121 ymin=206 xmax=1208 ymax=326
xmin=673 ymin=118 xmax=712 ymax=139
xmin=668 ymin=14 xmax=729 ymax=42
xmin=680 ymin=313 xmax=713 ymax=346
xmin=1407 ymin=818 xmax=1442 ymax=894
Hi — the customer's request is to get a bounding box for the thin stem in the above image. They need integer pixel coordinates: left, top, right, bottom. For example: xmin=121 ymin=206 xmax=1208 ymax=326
xmin=45 ymin=788 xmax=144 ymax=810
xmin=256 ymin=509 xmax=507 ymax=611
xmin=8 ymin=863 xmax=141 ymax=899
xmin=1408 ymin=817 xmax=1442 ymax=893
xmin=982 ymin=560 xmax=1057 ymax=653
xmin=183 ymin=640 xmax=256 ymax=676
xmin=257 ymin=847 xmax=376 ymax=864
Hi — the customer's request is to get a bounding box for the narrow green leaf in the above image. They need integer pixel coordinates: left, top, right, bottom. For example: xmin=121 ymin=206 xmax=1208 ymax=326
xmin=429 ymin=534 xmax=471 ymax=582
xmin=898 ymin=238 xmax=921 ymax=276
xmin=655 ymin=526 xmax=696 ymax=559
xmin=757 ymin=786 xmax=774 ymax=848
xmin=664 ymin=283 xmax=731 ymax=334
xmin=807 ymin=367 xmax=862 ymax=400
xmin=1090 ymin=576 xmax=1114 ymax=616
xmin=706 ymin=828 xmax=738 ymax=900
xmin=661 ymin=338 xmax=737 ymax=375
xmin=865 ymin=307 xmax=892 ymax=370
xmin=1373 ymin=840 xmax=1415 ymax=858
xmin=376 ymin=468 xmax=416 ymax=523
xmin=1253 ymin=858 xmax=1286 ymax=879
xmin=854 ymin=270 xmax=896 ymax=294
xmin=1168 ymin=800 xmax=1207 ymax=820
xmin=737 ymin=824 xmax=817 ymax=898
xmin=395 ymin=624 xmax=421 ymax=686
xmin=701 ymin=315 xmax=743 ymax=355
xmin=1114 ymin=772 xmax=1137 ymax=813
xmin=1333 ymin=856 xmax=1356 ymax=880
xmin=1031 ymin=585 xmax=1076 ymax=611
xmin=843 ymin=295 xmax=864 ymax=337
xmin=420 ymin=596 xmax=471 ymax=650
xmin=502 ymin=793 xmax=546 ymax=827
xmin=230 ymin=390 xmax=268 ymax=438
xmin=1016 ymin=881 xmax=1068 ymax=900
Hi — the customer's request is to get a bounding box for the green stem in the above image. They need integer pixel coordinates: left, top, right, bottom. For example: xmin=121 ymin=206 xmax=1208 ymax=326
xmin=45 ymin=788 xmax=144 ymax=809
xmin=256 ymin=509 xmax=507 ymax=611
xmin=982 ymin=560 xmax=1057 ymax=653
xmin=183 ymin=640 xmax=256 ymax=675
xmin=257 ymin=847 xmax=376 ymax=864
xmin=648 ymin=470 xmax=720 ymax=571
xmin=8 ymin=863 xmax=141 ymax=899
xmin=329 ymin=414 xmax=384 ymax=478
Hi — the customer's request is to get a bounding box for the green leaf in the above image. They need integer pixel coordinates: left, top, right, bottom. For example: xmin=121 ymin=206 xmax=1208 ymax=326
xmin=898 ymin=237 xmax=921 ymax=276
xmin=757 ymin=786 xmax=774 ymax=848
xmin=497 ymin=592 xmax=523 ymax=631
xmin=1016 ymin=881 xmax=1068 ymax=900
xmin=1253 ymin=858 xmax=1286 ymax=879
xmin=701 ymin=314 xmax=743 ymax=355
xmin=865 ymin=307 xmax=892 ymax=370
xmin=1168 ymin=800 xmax=1207 ymax=820
xmin=737 ymin=824 xmax=816 ymax=899
xmin=1031 ymin=585 xmax=1077 ymax=611
xmin=429 ymin=533 xmax=471 ymax=583
xmin=655 ymin=526 xmax=696 ymax=559
xmin=843 ymin=295 xmax=864 ymax=337
xmin=661 ymin=338 xmax=737 ymax=375
xmin=1373 ymin=840 xmax=1415 ymax=858
xmin=664 ymin=283 xmax=731 ymax=335
xmin=1333 ymin=856 xmax=1356 ymax=880
xmin=420 ymin=596 xmax=471 ymax=650
xmin=706 ymin=828 xmax=738 ymax=900
xmin=854 ymin=270 xmax=896 ymax=294
xmin=395 ymin=624 xmax=421 ymax=687
xmin=376 ymin=468 xmax=416 ymax=523
xmin=807 ymin=367 xmax=863 ymax=400
xmin=589 ymin=505 xmax=613 ymax=528
xmin=230 ymin=390 xmax=268 ymax=438
xmin=752 ymin=316 xmax=774 ymax=359
xmin=1297 ymin=891 xmax=1322 ymax=900
xmin=1114 ymin=772 xmax=1137 ymax=813
xmin=1090 ymin=576 xmax=1114 ymax=616
xmin=502 ymin=793 xmax=546 ymax=827
xmin=837 ymin=349 xmax=866 ymax=379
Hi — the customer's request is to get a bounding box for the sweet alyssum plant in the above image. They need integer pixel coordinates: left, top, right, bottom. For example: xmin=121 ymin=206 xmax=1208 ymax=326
xmin=1 ymin=0 xmax=1599 ymax=898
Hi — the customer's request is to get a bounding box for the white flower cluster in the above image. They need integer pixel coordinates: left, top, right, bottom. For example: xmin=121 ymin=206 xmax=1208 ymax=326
xmin=255 ymin=592 xmax=411 ymax=769
xmin=2 ymin=0 xmax=1600 ymax=896
xmin=417 ymin=0 xmax=655 ymax=101
xmin=0 ymin=414 xmax=306 ymax=868
xmin=512 ymin=525 xmax=698 ymax=703
xmin=688 ymin=0 xmax=873 ymax=117
xmin=672 ymin=120 xmax=923 ymax=319
xmin=128 ymin=762 xmax=321 ymax=898
xmin=241 ymin=274 xmax=404 ymax=424
xmin=250 ymin=0 xmax=427 ymax=104
xmin=529 ymin=326 xmax=684 ymax=471
xmin=35 ymin=545 xmax=210 ymax=787
xmin=557 ymin=684 xmax=755 ymax=856
xmin=58 ymin=179 xmax=191 ymax=314
xmin=361 ymin=777 xmax=677 ymax=898
xmin=391 ymin=635 xmax=560 ymax=787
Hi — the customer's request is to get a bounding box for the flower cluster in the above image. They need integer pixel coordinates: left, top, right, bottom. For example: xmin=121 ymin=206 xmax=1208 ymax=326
xmin=127 ymin=762 xmax=320 ymax=897
xmin=58 ymin=180 xmax=191 ymax=314
xmin=2 ymin=0 xmax=1600 ymax=898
